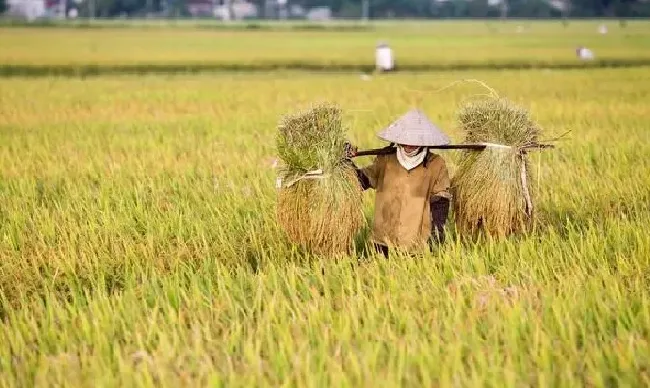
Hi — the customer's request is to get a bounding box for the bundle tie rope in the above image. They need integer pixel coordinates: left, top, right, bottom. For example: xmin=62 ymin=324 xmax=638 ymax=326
xmin=279 ymin=169 xmax=327 ymax=189
xmin=478 ymin=142 xmax=512 ymax=149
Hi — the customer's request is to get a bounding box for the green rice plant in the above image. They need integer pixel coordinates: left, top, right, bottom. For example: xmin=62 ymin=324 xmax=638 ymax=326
xmin=275 ymin=103 xmax=364 ymax=256
xmin=452 ymin=96 xmax=543 ymax=238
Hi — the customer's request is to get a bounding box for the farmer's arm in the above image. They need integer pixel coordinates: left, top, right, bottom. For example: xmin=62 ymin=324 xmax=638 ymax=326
xmin=429 ymin=156 xmax=452 ymax=244
xmin=355 ymin=157 xmax=381 ymax=190
xmin=343 ymin=141 xmax=379 ymax=191
xmin=344 ymin=154 xmax=380 ymax=191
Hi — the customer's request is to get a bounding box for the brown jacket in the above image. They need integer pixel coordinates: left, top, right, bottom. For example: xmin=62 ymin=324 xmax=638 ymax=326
xmin=360 ymin=152 xmax=451 ymax=250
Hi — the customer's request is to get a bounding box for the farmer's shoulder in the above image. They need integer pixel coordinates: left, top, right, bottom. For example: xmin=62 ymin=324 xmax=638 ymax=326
xmin=426 ymin=152 xmax=448 ymax=170
xmin=374 ymin=153 xmax=393 ymax=166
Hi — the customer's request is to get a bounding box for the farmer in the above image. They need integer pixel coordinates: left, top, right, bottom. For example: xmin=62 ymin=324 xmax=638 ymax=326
xmin=345 ymin=109 xmax=452 ymax=257
xmin=576 ymin=45 xmax=595 ymax=61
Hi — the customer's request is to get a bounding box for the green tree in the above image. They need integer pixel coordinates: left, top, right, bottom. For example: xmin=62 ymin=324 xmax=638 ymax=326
xmin=0 ymin=0 xmax=7 ymax=14
xmin=219 ymin=0 xmax=650 ymax=19
xmin=506 ymin=0 xmax=557 ymax=16
xmin=468 ymin=0 xmax=490 ymax=17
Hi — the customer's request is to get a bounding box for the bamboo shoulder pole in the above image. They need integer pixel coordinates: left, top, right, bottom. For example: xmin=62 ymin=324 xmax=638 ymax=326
xmin=350 ymin=143 xmax=553 ymax=158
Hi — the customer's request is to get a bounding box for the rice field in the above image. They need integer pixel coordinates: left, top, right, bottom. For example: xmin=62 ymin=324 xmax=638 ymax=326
xmin=1 ymin=21 xmax=650 ymax=387
xmin=1 ymin=20 xmax=650 ymax=74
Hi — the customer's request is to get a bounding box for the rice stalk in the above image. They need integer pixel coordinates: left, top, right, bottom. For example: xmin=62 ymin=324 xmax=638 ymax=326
xmin=452 ymin=96 xmax=542 ymax=238
xmin=275 ymin=102 xmax=364 ymax=256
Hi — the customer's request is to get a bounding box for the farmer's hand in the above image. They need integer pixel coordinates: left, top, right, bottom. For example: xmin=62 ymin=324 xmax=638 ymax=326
xmin=343 ymin=141 xmax=358 ymax=159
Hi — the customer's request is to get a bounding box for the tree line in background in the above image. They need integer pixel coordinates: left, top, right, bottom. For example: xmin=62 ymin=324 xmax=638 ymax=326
xmin=2 ymin=0 xmax=650 ymax=20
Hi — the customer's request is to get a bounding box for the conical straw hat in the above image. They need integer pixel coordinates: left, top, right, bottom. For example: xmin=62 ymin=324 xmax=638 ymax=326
xmin=377 ymin=109 xmax=450 ymax=147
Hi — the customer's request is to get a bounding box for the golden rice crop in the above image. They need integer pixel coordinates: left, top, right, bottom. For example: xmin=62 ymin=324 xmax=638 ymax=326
xmin=275 ymin=103 xmax=364 ymax=256
xmin=452 ymin=96 xmax=543 ymax=238
xmin=1 ymin=66 xmax=650 ymax=387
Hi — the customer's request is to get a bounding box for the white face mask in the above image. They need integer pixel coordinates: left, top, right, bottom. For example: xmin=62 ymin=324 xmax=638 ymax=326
xmin=396 ymin=145 xmax=426 ymax=171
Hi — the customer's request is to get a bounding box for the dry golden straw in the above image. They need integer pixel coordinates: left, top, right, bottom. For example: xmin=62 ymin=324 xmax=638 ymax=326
xmin=275 ymin=102 xmax=364 ymax=256
xmin=452 ymin=96 xmax=543 ymax=239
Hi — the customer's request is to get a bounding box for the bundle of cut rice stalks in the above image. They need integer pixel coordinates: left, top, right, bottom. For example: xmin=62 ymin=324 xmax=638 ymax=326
xmin=275 ymin=102 xmax=364 ymax=256
xmin=452 ymin=96 xmax=552 ymax=239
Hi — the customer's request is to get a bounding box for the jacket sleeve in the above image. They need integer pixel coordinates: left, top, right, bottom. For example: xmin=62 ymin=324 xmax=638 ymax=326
xmin=429 ymin=156 xmax=452 ymax=244
xmin=429 ymin=156 xmax=452 ymax=201
xmin=430 ymin=197 xmax=450 ymax=245
xmin=349 ymin=157 xmax=381 ymax=191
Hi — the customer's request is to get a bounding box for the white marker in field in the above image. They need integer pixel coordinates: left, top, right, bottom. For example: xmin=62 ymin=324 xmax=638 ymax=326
xmin=375 ymin=41 xmax=395 ymax=72
xmin=598 ymin=24 xmax=608 ymax=34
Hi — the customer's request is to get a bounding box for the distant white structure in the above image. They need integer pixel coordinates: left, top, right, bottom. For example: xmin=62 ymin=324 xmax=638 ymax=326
xmin=210 ymin=0 xmax=258 ymax=20
xmin=188 ymin=0 xmax=216 ymax=17
xmin=289 ymin=4 xmax=305 ymax=18
xmin=576 ymin=46 xmax=595 ymax=61
xmin=548 ymin=0 xmax=570 ymax=13
xmin=306 ymin=6 xmax=331 ymax=21
xmin=375 ymin=41 xmax=395 ymax=72
xmin=6 ymin=0 xmax=47 ymax=21
xmin=598 ymin=24 xmax=608 ymax=34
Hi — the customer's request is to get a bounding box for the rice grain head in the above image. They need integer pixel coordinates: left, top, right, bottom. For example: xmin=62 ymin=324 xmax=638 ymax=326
xmin=452 ymin=97 xmax=541 ymax=239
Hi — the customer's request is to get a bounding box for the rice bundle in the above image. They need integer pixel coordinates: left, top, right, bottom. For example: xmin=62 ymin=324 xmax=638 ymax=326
xmin=275 ymin=102 xmax=364 ymax=256
xmin=452 ymin=97 xmax=542 ymax=238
